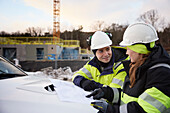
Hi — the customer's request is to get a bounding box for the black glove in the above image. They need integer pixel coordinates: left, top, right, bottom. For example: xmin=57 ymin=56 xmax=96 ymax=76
xmin=86 ymin=86 xmax=114 ymax=102
xmin=91 ymin=100 xmax=114 ymax=113
xmin=80 ymin=79 xmax=100 ymax=91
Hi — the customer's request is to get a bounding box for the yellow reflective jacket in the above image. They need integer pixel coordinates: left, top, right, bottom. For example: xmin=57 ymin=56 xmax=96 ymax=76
xmin=72 ymin=46 xmax=129 ymax=88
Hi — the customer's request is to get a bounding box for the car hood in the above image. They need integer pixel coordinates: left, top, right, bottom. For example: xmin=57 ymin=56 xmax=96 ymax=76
xmin=0 ymin=76 xmax=96 ymax=113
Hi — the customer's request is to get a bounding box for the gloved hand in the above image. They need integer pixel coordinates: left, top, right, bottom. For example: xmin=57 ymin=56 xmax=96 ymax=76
xmin=86 ymin=86 xmax=114 ymax=102
xmin=86 ymin=88 xmax=105 ymax=99
xmin=91 ymin=100 xmax=110 ymax=113
xmin=80 ymin=79 xmax=101 ymax=91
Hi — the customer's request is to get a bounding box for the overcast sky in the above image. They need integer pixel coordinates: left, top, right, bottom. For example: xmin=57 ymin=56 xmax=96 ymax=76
xmin=0 ymin=0 xmax=170 ymax=33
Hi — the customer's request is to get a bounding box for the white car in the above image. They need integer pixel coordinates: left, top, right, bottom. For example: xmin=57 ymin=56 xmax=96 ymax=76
xmin=0 ymin=56 xmax=96 ymax=113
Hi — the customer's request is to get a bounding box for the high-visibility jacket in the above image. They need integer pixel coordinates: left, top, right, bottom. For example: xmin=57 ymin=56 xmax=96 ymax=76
xmin=72 ymin=46 xmax=129 ymax=88
xmin=109 ymin=44 xmax=170 ymax=113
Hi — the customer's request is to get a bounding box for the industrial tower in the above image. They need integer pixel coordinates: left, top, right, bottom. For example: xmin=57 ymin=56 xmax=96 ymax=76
xmin=53 ymin=0 xmax=60 ymax=43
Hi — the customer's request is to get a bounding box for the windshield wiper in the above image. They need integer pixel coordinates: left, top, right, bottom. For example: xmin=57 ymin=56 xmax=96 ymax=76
xmin=0 ymin=73 xmax=26 ymax=80
xmin=0 ymin=70 xmax=6 ymax=74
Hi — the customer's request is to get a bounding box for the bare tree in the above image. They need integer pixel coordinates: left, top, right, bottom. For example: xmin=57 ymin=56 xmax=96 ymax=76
xmin=137 ymin=9 xmax=165 ymax=31
xmin=90 ymin=20 xmax=106 ymax=31
xmin=26 ymin=27 xmax=32 ymax=36
xmin=47 ymin=27 xmax=52 ymax=35
xmin=158 ymin=23 xmax=170 ymax=47
xmin=36 ymin=27 xmax=44 ymax=36
xmin=26 ymin=27 xmax=44 ymax=36
xmin=104 ymin=23 xmax=128 ymax=45
xmin=32 ymin=27 xmax=38 ymax=36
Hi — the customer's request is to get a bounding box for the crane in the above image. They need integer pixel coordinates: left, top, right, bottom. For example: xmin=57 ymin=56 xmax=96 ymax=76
xmin=53 ymin=0 xmax=60 ymax=43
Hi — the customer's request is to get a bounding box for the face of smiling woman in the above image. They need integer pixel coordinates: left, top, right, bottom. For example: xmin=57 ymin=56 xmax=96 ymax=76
xmin=126 ymin=47 xmax=142 ymax=63
xmin=96 ymin=46 xmax=112 ymax=63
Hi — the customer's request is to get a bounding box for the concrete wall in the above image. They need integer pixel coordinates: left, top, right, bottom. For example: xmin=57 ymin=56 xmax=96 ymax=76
xmin=0 ymin=44 xmax=26 ymax=61
xmin=25 ymin=45 xmax=48 ymax=61
xmin=0 ymin=44 xmax=63 ymax=61
xmin=47 ymin=45 xmax=62 ymax=59
xmin=20 ymin=59 xmax=88 ymax=72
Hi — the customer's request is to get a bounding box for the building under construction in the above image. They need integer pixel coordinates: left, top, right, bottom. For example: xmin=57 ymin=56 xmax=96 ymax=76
xmin=0 ymin=0 xmax=93 ymax=71
xmin=0 ymin=37 xmax=93 ymax=71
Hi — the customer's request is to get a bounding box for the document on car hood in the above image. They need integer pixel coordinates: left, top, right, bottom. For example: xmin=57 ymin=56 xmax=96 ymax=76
xmin=49 ymin=79 xmax=93 ymax=104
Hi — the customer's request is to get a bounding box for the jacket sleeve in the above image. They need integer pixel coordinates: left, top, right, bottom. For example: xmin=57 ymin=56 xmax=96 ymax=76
xmin=137 ymin=66 xmax=170 ymax=113
xmin=109 ymin=87 xmax=122 ymax=104
xmin=108 ymin=62 xmax=127 ymax=88
xmin=72 ymin=61 xmax=95 ymax=87
xmin=72 ymin=75 xmax=85 ymax=87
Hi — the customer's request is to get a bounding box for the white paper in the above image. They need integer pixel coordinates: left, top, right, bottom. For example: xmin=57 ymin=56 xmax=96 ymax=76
xmin=50 ymin=79 xmax=93 ymax=104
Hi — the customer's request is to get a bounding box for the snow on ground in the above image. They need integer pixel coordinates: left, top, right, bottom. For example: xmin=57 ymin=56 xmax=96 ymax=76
xmin=25 ymin=66 xmax=77 ymax=81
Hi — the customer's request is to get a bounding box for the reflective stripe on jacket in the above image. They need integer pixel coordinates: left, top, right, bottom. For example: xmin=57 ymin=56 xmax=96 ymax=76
xmin=120 ymin=87 xmax=170 ymax=113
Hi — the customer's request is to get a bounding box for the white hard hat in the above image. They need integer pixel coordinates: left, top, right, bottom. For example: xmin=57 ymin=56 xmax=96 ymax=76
xmin=119 ymin=22 xmax=159 ymax=46
xmin=91 ymin=31 xmax=112 ymax=50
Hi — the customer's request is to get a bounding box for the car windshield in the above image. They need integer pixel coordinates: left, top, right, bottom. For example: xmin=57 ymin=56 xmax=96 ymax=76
xmin=0 ymin=56 xmax=27 ymax=79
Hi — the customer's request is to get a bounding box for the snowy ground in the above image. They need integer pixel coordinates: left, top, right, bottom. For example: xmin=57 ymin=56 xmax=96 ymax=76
xmin=25 ymin=66 xmax=77 ymax=81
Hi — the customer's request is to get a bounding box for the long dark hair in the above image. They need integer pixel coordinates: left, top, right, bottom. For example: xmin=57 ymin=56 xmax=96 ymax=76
xmin=129 ymin=54 xmax=148 ymax=88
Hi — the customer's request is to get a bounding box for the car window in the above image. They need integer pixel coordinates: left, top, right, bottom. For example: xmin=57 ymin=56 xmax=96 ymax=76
xmin=0 ymin=56 xmax=27 ymax=79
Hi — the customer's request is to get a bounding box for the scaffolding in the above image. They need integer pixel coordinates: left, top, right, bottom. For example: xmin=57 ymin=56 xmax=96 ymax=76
xmin=0 ymin=37 xmax=80 ymax=47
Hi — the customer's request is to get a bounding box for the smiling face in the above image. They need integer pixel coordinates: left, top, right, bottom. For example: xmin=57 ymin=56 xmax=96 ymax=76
xmin=126 ymin=47 xmax=142 ymax=63
xmin=96 ymin=46 xmax=112 ymax=63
